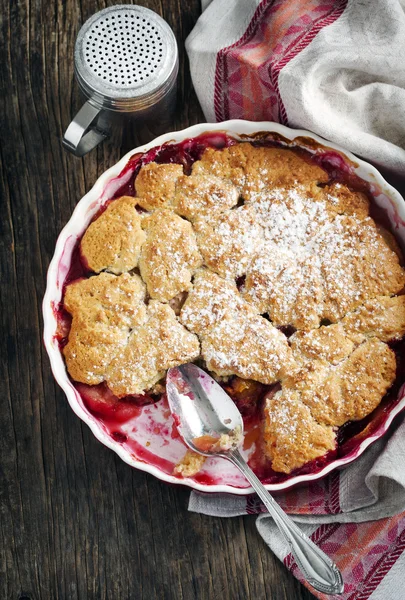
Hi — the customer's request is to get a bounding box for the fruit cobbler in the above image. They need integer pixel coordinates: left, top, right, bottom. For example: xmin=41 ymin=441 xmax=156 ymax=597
xmin=58 ymin=133 xmax=405 ymax=478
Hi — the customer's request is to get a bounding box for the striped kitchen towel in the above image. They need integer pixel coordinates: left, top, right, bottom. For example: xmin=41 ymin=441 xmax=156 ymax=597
xmin=189 ymin=414 xmax=405 ymax=599
xmin=186 ymin=0 xmax=405 ymax=174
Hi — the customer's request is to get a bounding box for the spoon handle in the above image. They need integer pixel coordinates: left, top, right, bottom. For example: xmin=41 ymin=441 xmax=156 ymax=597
xmin=229 ymin=449 xmax=344 ymax=596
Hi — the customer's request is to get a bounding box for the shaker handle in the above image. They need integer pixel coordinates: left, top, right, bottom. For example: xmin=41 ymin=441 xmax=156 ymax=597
xmin=62 ymin=101 xmax=109 ymax=157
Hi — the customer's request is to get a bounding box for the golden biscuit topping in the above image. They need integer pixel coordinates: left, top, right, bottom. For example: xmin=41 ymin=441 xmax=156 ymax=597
xmin=263 ymin=389 xmax=336 ymax=474
xmin=80 ymin=196 xmax=145 ymax=274
xmin=105 ymin=301 xmax=200 ymax=396
xmin=180 ymin=269 xmax=251 ymax=335
xmin=321 ymin=183 xmax=370 ymax=218
xmin=319 ymin=217 xmax=405 ymax=322
xmin=174 ymin=170 xmax=240 ymax=220
xmin=139 ymin=209 xmax=203 ymax=302
xmin=194 ymin=205 xmax=264 ymax=278
xmin=63 ymin=273 xmax=147 ymax=385
xmin=264 ymin=336 xmax=397 ymax=474
xmin=288 ymin=338 xmax=396 ymax=427
xmin=197 ymin=143 xmax=329 ymax=200
xmin=135 ymin=162 xmax=183 ymax=210
xmin=290 ymin=323 xmax=355 ymax=365
xmin=63 ymin=141 xmax=405 ymax=474
xmin=180 ymin=270 xmax=295 ymax=383
xmin=64 ymin=276 xmax=199 ymax=396
xmin=243 ymin=196 xmax=404 ymax=329
xmin=342 ymin=295 xmax=405 ymax=343
xmin=202 ymin=316 xmax=295 ymax=384
xmin=264 ymin=318 xmax=398 ymax=472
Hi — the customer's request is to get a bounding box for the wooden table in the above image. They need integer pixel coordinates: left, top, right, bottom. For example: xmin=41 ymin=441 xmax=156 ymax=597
xmin=1 ymin=1 xmax=317 ymax=598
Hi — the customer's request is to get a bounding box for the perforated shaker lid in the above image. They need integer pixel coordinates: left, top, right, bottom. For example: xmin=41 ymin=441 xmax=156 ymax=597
xmin=74 ymin=5 xmax=178 ymax=112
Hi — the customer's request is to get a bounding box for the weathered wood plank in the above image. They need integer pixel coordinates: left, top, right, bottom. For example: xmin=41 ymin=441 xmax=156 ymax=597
xmin=0 ymin=0 xmax=314 ymax=598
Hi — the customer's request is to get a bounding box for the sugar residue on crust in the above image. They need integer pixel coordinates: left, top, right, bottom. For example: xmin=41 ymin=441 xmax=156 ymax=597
xmin=264 ymin=315 xmax=398 ymax=473
xmin=180 ymin=270 xmax=295 ymax=384
xmin=242 ymin=182 xmax=404 ymax=329
xmin=193 ymin=205 xmax=264 ymax=279
xmin=106 ymin=300 xmax=200 ymax=397
xmin=196 ymin=142 xmax=329 ymax=200
xmin=263 ymin=388 xmax=336 ymax=474
xmin=64 ymin=276 xmax=199 ymax=396
xmin=173 ymin=169 xmax=240 ymax=221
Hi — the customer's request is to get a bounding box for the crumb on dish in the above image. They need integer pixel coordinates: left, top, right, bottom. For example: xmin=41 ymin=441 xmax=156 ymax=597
xmin=174 ymin=450 xmax=206 ymax=477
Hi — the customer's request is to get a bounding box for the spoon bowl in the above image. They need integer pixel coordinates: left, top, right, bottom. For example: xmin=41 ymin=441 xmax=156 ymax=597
xmin=166 ymin=363 xmax=243 ymax=457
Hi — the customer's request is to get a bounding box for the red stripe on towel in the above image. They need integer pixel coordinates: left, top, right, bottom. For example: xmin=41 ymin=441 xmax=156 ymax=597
xmin=214 ymin=0 xmax=348 ymax=124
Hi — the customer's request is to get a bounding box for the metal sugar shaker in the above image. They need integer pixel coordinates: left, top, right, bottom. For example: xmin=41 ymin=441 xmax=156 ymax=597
xmin=62 ymin=5 xmax=179 ymax=157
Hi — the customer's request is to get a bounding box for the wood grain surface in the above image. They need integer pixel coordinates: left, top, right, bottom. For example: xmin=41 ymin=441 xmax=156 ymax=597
xmin=0 ymin=1 xmax=317 ymax=598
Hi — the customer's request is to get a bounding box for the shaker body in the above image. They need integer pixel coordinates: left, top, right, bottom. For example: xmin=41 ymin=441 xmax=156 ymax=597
xmin=63 ymin=5 xmax=179 ymax=156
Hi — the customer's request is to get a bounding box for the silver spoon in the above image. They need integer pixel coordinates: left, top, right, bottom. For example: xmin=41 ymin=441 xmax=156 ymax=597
xmin=167 ymin=363 xmax=344 ymax=596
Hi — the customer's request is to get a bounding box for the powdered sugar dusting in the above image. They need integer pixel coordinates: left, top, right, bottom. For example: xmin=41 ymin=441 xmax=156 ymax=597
xmin=194 ymin=205 xmax=264 ymax=278
xmin=243 ymin=185 xmax=404 ymax=328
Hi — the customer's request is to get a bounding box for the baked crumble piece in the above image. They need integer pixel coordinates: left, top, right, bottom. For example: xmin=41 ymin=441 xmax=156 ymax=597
xmin=63 ymin=272 xmax=146 ymax=385
xmin=342 ymin=295 xmax=405 ymax=343
xmin=134 ymin=162 xmax=183 ymax=211
xmin=105 ymin=300 xmax=200 ymax=396
xmin=62 ymin=140 xmax=405 ymax=476
xmin=174 ymin=170 xmax=240 ymax=220
xmin=197 ymin=143 xmax=329 ymax=200
xmin=193 ymin=205 xmax=264 ymax=278
xmin=173 ymin=450 xmax=206 ymax=477
xmin=263 ymin=388 xmax=336 ymax=474
xmin=180 ymin=269 xmax=295 ymax=383
xmin=80 ymin=196 xmax=145 ymax=274
xmin=139 ymin=209 xmax=203 ymax=302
